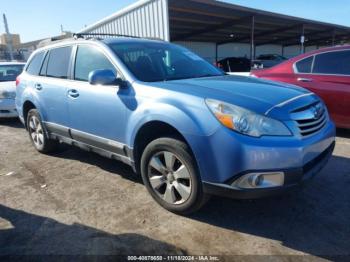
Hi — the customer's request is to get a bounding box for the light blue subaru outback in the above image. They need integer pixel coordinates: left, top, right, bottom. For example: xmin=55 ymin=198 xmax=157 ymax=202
xmin=16 ymin=36 xmax=335 ymax=214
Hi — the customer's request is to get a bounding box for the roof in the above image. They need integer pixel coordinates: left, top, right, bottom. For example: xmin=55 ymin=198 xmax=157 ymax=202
xmin=79 ymin=0 xmax=152 ymax=34
xmin=79 ymin=0 xmax=350 ymax=47
xmin=286 ymin=44 xmax=350 ymax=63
xmin=169 ymin=0 xmax=350 ymax=46
xmin=102 ymin=37 xmax=166 ymax=45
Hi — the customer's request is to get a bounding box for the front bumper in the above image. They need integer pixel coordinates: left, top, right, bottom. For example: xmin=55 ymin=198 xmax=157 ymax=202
xmin=0 ymin=98 xmax=18 ymax=118
xmin=184 ymin=118 xmax=335 ymax=199
xmin=202 ymin=141 xmax=335 ymax=199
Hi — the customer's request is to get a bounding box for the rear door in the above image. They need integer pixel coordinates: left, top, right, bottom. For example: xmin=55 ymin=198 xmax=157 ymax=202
xmin=294 ymin=50 xmax=350 ymax=128
xmin=37 ymin=46 xmax=72 ymax=136
xmin=67 ymin=44 xmax=127 ymax=154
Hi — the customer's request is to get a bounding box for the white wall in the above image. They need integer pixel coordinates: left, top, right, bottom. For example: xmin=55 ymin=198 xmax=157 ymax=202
xmin=174 ymin=41 xmax=323 ymax=62
xmin=217 ymin=43 xmax=251 ymax=60
xmin=175 ymin=42 xmax=253 ymax=63
xmin=174 ymin=41 xmax=216 ymax=63
xmin=283 ymin=45 xmax=302 ymax=58
xmin=256 ymin=45 xmax=283 ymax=57
xmin=305 ymin=45 xmax=318 ymax=53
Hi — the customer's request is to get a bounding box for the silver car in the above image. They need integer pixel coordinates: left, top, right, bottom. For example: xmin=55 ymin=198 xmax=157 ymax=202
xmin=0 ymin=62 xmax=25 ymax=118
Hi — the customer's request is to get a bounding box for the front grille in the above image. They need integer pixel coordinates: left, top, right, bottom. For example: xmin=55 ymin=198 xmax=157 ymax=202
xmin=292 ymin=102 xmax=327 ymax=137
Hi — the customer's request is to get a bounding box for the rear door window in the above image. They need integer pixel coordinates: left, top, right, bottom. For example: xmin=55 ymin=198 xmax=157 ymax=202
xmin=313 ymin=50 xmax=350 ymax=75
xmin=26 ymin=51 xmax=45 ymax=75
xmin=295 ymin=56 xmax=313 ymax=73
xmin=74 ymin=45 xmax=116 ymax=82
xmin=46 ymin=46 xmax=72 ymax=79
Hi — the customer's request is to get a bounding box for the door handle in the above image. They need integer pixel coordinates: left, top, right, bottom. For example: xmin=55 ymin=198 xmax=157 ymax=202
xmin=297 ymin=77 xmax=313 ymax=82
xmin=67 ymin=89 xmax=79 ymax=98
xmin=34 ymin=83 xmax=43 ymax=90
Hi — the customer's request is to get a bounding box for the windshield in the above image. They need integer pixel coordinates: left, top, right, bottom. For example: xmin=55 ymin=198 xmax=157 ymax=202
xmin=0 ymin=64 xmax=24 ymax=82
xmin=109 ymin=42 xmax=224 ymax=82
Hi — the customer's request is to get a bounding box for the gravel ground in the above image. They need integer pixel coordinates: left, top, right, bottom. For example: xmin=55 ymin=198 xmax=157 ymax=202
xmin=0 ymin=118 xmax=349 ymax=260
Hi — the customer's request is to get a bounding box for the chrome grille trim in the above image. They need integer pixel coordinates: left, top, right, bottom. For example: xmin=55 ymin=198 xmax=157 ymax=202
xmin=298 ymin=113 xmax=326 ymax=128
xmin=292 ymin=102 xmax=328 ymax=137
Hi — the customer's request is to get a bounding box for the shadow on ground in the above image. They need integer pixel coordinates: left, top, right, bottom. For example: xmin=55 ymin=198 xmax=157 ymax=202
xmin=0 ymin=204 xmax=185 ymax=257
xmin=336 ymin=128 xmax=350 ymax=138
xmin=51 ymin=146 xmax=141 ymax=184
xmin=0 ymin=118 xmax=23 ymax=129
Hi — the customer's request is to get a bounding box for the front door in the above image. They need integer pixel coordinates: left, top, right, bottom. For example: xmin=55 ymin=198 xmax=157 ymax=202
xmin=67 ymin=44 xmax=127 ymax=154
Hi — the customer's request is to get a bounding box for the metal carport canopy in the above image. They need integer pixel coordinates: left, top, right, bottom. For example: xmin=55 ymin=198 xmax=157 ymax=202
xmin=169 ymin=0 xmax=350 ymax=56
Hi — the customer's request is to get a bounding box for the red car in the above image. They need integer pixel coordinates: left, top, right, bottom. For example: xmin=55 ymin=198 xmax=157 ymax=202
xmin=252 ymin=46 xmax=350 ymax=129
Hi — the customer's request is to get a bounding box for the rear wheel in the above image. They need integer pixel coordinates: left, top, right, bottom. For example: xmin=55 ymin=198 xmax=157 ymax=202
xmin=27 ymin=109 xmax=58 ymax=153
xmin=141 ymin=137 xmax=209 ymax=214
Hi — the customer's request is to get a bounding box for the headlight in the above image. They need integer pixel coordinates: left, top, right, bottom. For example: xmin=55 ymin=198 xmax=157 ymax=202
xmin=0 ymin=91 xmax=16 ymax=99
xmin=205 ymin=99 xmax=292 ymax=137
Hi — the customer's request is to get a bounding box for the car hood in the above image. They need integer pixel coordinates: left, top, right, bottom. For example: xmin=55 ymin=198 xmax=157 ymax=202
xmin=148 ymin=75 xmax=316 ymax=118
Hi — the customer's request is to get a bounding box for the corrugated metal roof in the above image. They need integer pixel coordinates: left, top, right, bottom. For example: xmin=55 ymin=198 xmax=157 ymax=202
xmin=79 ymin=0 xmax=170 ymax=41
xmin=79 ymin=0 xmax=350 ymax=46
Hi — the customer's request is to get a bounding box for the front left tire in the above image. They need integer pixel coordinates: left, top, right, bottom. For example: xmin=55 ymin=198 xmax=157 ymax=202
xmin=140 ymin=137 xmax=209 ymax=215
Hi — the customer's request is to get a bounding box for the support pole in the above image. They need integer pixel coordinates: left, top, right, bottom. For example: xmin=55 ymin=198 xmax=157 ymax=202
xmin=300 ymin=24 xmax=305 ymax=54
xmin=3 ymin=14 xmax=14 ymax=61
xmin=332 ymin=29 xmax=336 ymax=46
xmin=215 ymin=43 xmax=218 ymax=64
xmin=250 ymin=16 xmax=255 ymax=60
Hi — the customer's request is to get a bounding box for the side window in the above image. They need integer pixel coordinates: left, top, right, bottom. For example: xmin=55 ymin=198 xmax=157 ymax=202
xmin=46 ymin=46 xmax=72 ymax=79
xmin=26 ymin=51 xmax=45 ymax=75
xmin=74 ymin=45 xmax=116 ymax=82
xmin=313 ymin=50 xmax=350 ymax=75
xmin=295 ymin=56 xmax=313 ymax=73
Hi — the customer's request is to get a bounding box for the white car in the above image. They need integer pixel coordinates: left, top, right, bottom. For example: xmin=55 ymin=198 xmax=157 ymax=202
xmin=0 ymin=62 xmax=25 ymax=118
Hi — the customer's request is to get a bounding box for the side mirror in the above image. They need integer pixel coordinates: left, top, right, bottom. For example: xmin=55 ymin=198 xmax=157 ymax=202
xmin=88 ymin=69 xmax=127 ymax=88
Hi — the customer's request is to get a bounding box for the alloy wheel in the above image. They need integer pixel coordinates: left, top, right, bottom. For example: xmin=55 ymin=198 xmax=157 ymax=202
xmin=28 ymin=116 xmax=44 ymax=149
xmin=147 ymin=151 xmax=192 ymax=205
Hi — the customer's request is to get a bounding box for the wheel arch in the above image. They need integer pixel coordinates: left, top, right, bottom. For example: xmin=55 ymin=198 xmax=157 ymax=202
xmin=132 ymin=120 xmax=198 ymax=175
xmin=22 ymin=100 xmax=37 ymax=128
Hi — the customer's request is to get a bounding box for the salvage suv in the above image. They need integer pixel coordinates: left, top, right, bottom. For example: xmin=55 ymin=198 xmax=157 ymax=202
xmin=16 ymin=36 xmax=335 ymax=214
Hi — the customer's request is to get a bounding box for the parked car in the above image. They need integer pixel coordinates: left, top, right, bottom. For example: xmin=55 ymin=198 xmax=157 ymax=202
xmin=0 ymin=62 xmax=25 ymax=118
xmin=16 ymin=37 xmax=335 ymax=214
xmin=252 ymin=46 xmax=350 ymax=129
xmin=253 ymin=54 xmax=288 ymax=69
xmin=216 ymin=57 xmax=251 ymax=72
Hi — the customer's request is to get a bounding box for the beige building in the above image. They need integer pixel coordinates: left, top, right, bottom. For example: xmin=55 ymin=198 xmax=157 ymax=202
xmin=0 ymin=33 xmax=21 ymax=47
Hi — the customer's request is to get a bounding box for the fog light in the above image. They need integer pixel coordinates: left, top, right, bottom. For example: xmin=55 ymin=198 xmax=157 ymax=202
xmin=232 ymin=172 xmax=284 ymax=189
xmin=249 ymin=174 xmax=264 ymax=187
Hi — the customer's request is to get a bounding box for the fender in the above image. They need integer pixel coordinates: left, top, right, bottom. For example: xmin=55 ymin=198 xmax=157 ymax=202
xmin=19 ymin=85 xmax=47 ymax=121
xmin=125 ymin=98 xmax=220 ymax=149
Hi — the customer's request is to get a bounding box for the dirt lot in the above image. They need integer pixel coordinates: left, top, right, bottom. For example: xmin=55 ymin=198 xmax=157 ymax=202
xmin=0 ymin=118 xmax=349 ymax=260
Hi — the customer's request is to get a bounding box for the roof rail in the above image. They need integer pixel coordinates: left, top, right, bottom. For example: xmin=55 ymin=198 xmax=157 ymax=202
xmin=73 ymin=33 xmax=141 ymax=39
xmin=73 ymin=33 xmax=164 ymax=41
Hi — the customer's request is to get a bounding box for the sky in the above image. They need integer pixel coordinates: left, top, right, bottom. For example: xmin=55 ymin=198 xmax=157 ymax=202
xmin=1 ymin=0 xmax=350 ymax=43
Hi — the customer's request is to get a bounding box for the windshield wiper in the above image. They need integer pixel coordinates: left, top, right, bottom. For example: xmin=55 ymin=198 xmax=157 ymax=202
xmin=193 ymin=74 xmax=223 ymax=79
xmin=163 ymin=76 xmax=193 ymax=81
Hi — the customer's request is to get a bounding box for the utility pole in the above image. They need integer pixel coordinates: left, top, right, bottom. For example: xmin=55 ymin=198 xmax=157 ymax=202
xmin=3 ymin=14 xmax=14 ymax=61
